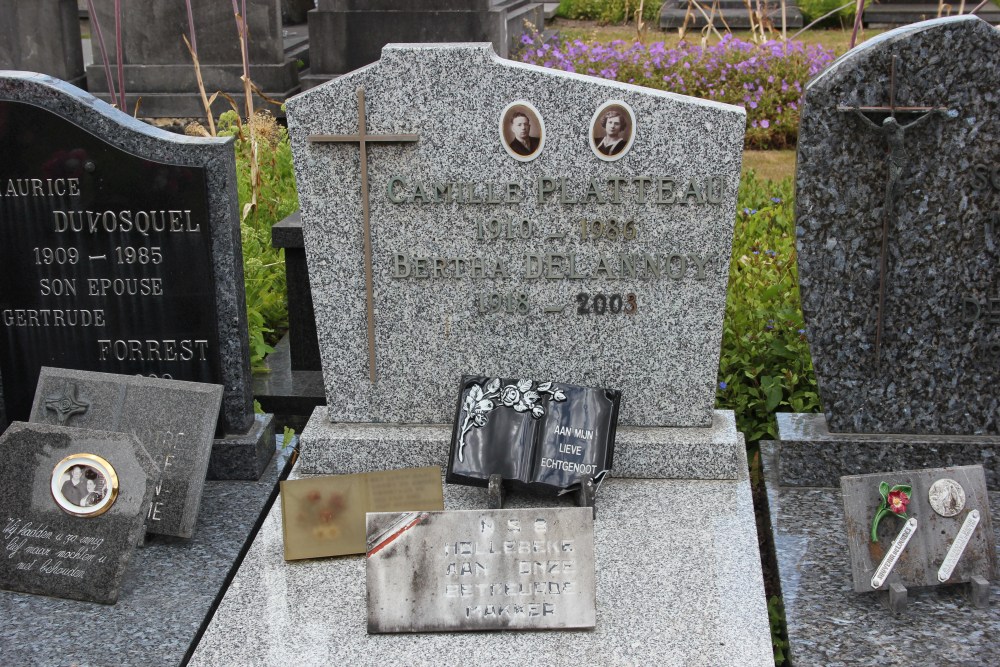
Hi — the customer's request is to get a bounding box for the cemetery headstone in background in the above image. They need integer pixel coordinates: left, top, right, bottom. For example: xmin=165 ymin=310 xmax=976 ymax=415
xmin=774 ymin=16 xmax=1000 ymax=488
xmin=189 ymin=43 xmax=773 ymax=665
xmin=29 ymin=367 xmax=223 ymax=539
xmin=300 ymin=0 xmax=546 ymax=89
xmin=0 ymin=0 xmax=85 ymax=86
xmin=85 ymin=0 xmax=301 ymax=117
xmin=0 ymin=422 xmax=156 ymax=604
xmin=0 ymin=72 xmax=273 ymax=479
xmin=763 ymin=16 xmax=1000 ymax=666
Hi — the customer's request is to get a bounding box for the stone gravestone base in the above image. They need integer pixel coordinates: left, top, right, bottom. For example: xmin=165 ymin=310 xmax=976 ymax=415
xmin=762 ymin=443 xmax=1000 ymax=666
xmin=188 ymin=409 xmax=774 ymax=665
xmin=0 ymin=456 xmax=285 ymax=665
xmin=775 ymin=413 xmax=1000 ymax=490
xmin=209 ymin=412 xmax=277 ymax=480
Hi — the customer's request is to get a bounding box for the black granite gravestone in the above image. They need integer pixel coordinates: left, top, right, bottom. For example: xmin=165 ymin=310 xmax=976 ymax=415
xmin=447 ymin=376 xmax=620 ymax=494
xmin=0 ymin=422 xmax=156 ymax=604
xmin=0 ymin=72 xmax=273 ymax=480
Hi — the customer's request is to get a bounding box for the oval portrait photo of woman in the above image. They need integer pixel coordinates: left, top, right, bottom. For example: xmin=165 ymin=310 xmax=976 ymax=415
xmin=500 ymin=101 xmax=545 ymax=162
xmin=590 ymin=101 xmax=636 ymax=161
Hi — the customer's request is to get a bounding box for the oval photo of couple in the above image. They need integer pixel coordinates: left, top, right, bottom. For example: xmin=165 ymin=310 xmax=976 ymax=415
xmin=50 ymin=453 xmax=119 ymax=517
xmin=500 ymin=100 xmax=636 ymax=162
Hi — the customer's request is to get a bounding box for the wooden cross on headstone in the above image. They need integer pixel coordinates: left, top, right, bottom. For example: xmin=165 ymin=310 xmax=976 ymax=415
xmin=307 ymin=87 xmax=419 ymax=384
xmin=836 ymin=56 xmax=951 ymax=369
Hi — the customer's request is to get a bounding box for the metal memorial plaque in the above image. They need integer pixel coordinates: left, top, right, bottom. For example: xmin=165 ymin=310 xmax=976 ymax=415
xmin=281 ymin=466 xmax=444 ymax=560
xmin=841 ymin=465 xmax=997 ymax=593
xmin=366 ymin=507 xmax=595 ymax=633
xmin=0 ymin=99 xmax=221 ymax=426
xmin=447 ymin=376 xmax=620 ymax=493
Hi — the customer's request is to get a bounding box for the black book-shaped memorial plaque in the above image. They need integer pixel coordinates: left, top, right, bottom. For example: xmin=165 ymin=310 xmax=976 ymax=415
xmin=447 ymin=376 xmax=621 ymax=493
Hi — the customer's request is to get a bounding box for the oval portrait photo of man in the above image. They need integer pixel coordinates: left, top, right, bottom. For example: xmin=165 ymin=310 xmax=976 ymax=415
xmin=50 ymin=453 xmax=119 ymax=517
xmin=500 ymin=101 xmax=545 ymax=162
xmin=590 ymin=101 xmax=636 ymax=161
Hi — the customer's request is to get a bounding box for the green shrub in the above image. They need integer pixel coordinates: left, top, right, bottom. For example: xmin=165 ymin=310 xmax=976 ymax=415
xmin=556 ymin=0 xmax=665 ymax=23
xmin=717 ymin=171 xmax=820 ymax=442
xmin=797 ymin=0 xmax=862 ymax=25
xmin=217 ymin=110 xmax=297 ymax=369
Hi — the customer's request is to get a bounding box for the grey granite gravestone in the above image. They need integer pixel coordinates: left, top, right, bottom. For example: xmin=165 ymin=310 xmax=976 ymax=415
xmin=188 ymin=43 xmax=773 ymax=665
xmin=301 ymin=1 xmax=546 ymax=89
xmin=764 ymin=16 xmax=1000 ymax=664
xmin=772 ymin=16 xmax=1000 ymax=488
xmin=0 ymin=71 xmax=274 ymax=479
xmin=0 ymin=421 xmax=156 ymax=604
xmin=0 ymin=0 xmax=85 ymax=86
xmin=84 ymin=0 xmax=301 ymax=118
xmin=29 ymin=367 xmax=223 ymax=539
xmin=366 ymin=507 xmax=596 ymax=632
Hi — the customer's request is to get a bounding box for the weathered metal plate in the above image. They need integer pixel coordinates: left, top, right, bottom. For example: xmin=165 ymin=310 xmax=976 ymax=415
xmin=366 ymin=507 xmax=595 ymax=633
xmin=841 ymin=465 xmax=997 ymax=593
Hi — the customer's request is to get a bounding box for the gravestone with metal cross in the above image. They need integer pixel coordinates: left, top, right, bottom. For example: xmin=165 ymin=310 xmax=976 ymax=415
xmin=188 ymin=42 xmax=775 ymax=664
xmin=775 ymin=16 xmax=1000 ymax=486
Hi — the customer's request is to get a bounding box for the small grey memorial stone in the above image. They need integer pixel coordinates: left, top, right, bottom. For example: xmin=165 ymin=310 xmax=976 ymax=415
xmin=795 ymin=16 xmax=1000 ymax=435
xmin=366 ymin=507 xmax=595 ymax=633
xmin=29 ymin=367 xmax=223 ymax=538
xmin=0 ymin=422 xmax=156 ymax=604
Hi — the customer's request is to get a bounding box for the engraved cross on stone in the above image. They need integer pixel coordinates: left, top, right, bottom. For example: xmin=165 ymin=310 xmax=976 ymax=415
xmin=836 ymin=56 xmax=951 ymax=369
xmin=308 ymin=87 xmax=419 ymax=383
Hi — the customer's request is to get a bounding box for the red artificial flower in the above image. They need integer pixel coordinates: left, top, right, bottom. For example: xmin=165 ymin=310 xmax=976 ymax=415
xmin=887 ymin=489 xmax=909 ymax=515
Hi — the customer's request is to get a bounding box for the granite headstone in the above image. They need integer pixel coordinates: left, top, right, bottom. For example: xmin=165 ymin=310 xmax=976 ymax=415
xmin=29 ymin=367 xmax=223 ymax=539
xmin=0 ymin=421 xmax=156 ymax=604
xmin=774 ymin=17 xmax=1000 ymax=489
xmin=366 ymin=507 xmax=595 ymax=633
xmin=0 ymin=0 xmax=85 ymax=86
xmin=288 ymin=42 xmax=744 ymax=429
xmin=796 ymin=15 xmax=1000 ymax=436
xmin=0 ymin=71 xmax=272 ymax=478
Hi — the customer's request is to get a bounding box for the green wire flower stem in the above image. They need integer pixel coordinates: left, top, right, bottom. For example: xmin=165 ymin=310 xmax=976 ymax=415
xmin=870 ymin=481 xmax=912 ymax=543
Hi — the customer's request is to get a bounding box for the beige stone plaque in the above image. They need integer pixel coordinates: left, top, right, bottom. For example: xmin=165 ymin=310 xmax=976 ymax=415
xmin=281 ymin=466 xmax=444 ymax=560
xmin=366 ymin=507 xmax=596 ymax=633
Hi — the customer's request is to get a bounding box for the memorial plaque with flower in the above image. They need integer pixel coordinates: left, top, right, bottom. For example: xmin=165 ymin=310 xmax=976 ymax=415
xmin=446 ymin=376 xmax=620 ymax=493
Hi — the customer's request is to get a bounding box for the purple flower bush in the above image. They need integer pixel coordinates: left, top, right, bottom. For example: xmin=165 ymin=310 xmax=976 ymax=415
xmin=518 ymin=33 xmax=835 ymax=149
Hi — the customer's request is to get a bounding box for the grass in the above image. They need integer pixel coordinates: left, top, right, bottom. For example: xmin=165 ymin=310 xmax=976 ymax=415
xmin=548 ymin=17 xmax=888 ymax=56
xmin=743 ymin=150 xmax=797 ymax=181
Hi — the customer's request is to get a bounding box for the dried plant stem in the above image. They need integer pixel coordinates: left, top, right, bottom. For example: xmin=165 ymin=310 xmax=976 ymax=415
xmin=114 ymin=0 xmax=126 ymax=110
xmin=971 ymin=0 xmax=991 ymax=13
xmin=790 ymin=1 xmax=856 ymax=40
xmin=849 ymin=0 xmax=866 ymax=49
xmin=85 ymin=0 xmax=119 ymax=109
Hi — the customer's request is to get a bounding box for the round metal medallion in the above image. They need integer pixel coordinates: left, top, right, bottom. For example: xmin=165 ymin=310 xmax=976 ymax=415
xmin=927 ymin=478 xmax=965 ymax=517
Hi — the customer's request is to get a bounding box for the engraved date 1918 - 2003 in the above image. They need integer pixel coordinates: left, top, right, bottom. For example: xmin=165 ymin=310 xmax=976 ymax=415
xmin=478 ymin=291 xmax=637 ymax=316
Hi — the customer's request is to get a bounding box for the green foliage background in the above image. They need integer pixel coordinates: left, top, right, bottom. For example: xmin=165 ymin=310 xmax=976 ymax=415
xmin=717 ymin=171 xmax=820 ymax=442
xmin=556 ymin=0 xmax=665 ymax=23
xmin=219 ymin=111 xmax=297 ymax=369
